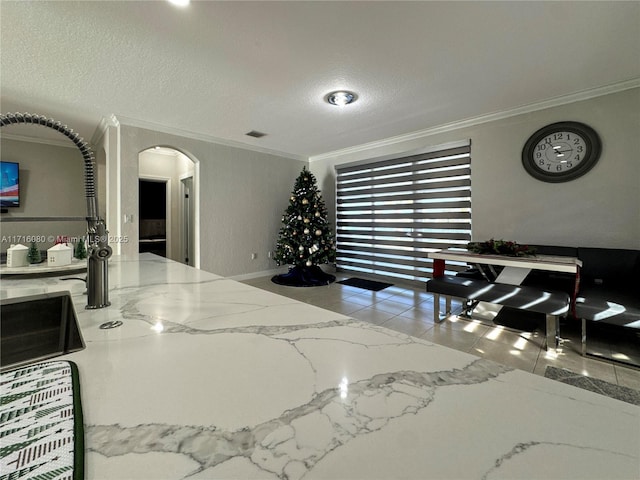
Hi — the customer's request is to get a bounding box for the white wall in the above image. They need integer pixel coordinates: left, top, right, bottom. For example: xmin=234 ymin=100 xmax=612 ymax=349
xmin=116 ymin=124 xmax=306 ymax=277
xmin=310 ymin=88 xmax=640 ymax=250
xmin=0 ymin=138 xmax=87 ymax=254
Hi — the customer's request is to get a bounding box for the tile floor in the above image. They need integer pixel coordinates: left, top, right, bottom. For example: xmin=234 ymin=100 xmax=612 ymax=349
xmin=242 ymin=272 xmax=640 ymax=392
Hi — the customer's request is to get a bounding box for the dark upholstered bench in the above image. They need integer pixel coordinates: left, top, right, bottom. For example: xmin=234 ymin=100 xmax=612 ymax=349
xmin=573 ymin=248 xmax=640 ymax=358
xmin=524 ymin=246 xmax=639 ymax=361
xmin=426 ymin=275 xmax=570 ymax=351
xmin=576 ymin=291 xmax=640 ymax=356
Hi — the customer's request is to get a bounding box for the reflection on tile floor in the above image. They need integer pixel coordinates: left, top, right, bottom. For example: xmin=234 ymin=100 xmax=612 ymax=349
xmin=242 ymin=273 xmax=640 ymax=391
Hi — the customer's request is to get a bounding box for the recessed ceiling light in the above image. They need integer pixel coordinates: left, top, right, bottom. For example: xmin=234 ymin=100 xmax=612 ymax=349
xmin=326 ymin=91 xmax=357 ymax=107
xmin=168 ymin=0 xmax=190 ymax=7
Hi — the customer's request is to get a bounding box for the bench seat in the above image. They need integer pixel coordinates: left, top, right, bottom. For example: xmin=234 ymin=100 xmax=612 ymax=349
xmin=575 ymin=287 xmax=640 ymax=327
xmin=575 ymin=285 xmax=640 ymax=357
xmin=426 ymin=275 xmax=570 ymax=350
xmin=427 ymin=276 xmax=570 ymax=315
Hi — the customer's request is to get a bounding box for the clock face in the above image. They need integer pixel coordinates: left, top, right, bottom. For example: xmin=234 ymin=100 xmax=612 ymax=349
xmin=522 ymin=122 xmax=601 ymax=183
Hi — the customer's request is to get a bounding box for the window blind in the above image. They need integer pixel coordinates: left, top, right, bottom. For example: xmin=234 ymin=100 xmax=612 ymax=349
xmin=335 ymin=144 xmax=472 ymax=286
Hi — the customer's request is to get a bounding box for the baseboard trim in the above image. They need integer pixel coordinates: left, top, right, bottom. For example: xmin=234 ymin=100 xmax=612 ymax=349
xmin=229 ymin=267 xmax=289 ymax=282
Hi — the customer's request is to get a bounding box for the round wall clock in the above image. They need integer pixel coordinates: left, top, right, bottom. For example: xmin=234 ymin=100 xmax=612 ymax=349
xmin=522 ymin=121 xmax=602 ymax=183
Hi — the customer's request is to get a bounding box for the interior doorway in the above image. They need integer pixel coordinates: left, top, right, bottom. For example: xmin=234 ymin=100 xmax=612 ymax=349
xmin=138 ymin=147 xmax=197 ymax=266
xmin=138 ymin=178 xmax=168 ymax=257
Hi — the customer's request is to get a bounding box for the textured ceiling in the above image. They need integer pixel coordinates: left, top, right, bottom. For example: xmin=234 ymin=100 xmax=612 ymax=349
xmin=1 ymin=1 xmax=639 ymax=160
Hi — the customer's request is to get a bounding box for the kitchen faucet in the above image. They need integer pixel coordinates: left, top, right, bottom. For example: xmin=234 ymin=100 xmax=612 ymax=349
xmin=0 ymin=112 xmax=111 ymax=309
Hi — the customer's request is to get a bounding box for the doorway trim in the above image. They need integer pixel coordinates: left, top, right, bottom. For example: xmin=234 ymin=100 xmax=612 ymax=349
xmin=136 ymin=146 xmax=200 ymax=268
xmin=179 ymin=173 xmax=195 ymax=266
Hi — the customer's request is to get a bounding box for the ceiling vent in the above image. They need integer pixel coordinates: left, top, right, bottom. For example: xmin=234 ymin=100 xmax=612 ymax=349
xmin=245 ymin=130 xmax=267 ymax=138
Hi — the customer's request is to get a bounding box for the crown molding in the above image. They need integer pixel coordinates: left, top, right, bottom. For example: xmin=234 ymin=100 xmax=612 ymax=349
xmin=91 ymin=114 xmax=120 ymax=144
xmin=0 ymin=132 xmax=78 ymax=149
xmin=113 ymin=115 xmax=308 ymax=162
xmin=309 ymin=78 xmax=640 ymax=162
xmin=1 ymin=114 xmax=120 ymax=149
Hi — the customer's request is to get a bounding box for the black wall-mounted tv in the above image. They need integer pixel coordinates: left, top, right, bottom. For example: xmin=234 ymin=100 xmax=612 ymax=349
xmin=0 ymin=161 xmax=20 ymax=207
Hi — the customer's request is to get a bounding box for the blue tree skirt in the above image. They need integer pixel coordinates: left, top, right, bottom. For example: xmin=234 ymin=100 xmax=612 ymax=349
xmin=271 ymin=265 xmax=336 ymax=287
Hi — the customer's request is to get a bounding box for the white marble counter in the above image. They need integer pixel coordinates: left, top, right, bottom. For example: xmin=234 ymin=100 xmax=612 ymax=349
xmin=1 ymin=254 xmax=639 ymax=479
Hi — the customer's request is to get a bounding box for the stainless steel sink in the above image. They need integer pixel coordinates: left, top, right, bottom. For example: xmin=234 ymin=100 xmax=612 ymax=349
xmin=1 ymin=291 xmax=85 ymax=372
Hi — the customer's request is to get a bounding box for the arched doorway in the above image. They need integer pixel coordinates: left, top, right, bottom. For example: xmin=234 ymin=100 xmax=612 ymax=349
xmin=138 ymin=146 xmax=197 ymax=266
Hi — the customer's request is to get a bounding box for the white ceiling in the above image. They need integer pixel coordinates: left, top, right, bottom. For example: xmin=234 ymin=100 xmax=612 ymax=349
xmin=1 ymin=1 xmax=639 ymax=160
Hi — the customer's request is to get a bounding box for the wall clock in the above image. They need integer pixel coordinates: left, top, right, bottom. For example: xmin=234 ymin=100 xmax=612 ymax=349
xmin=522 ymin=121 xmax=601 ymax=183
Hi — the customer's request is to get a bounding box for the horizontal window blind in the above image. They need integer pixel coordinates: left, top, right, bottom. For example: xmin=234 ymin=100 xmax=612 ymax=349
xmin=335 ymin=144 xmax=471 ymax=286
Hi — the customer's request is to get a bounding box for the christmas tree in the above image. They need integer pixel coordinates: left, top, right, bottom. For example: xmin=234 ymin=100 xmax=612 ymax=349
xmin=27 ymin=241 xmax=41 ymax=264
xmin=272 ymin=167 xmax=336 ymax=286
xmin=74 ymin=237 xmax=87 ymax=260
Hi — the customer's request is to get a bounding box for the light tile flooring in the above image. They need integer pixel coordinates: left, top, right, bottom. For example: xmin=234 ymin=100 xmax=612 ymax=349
xmin=242 ymin=272 xmax=640 ymax=392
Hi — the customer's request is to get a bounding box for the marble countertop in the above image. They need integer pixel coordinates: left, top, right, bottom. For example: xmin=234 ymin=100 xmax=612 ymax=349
xmin=1 ymin=254 xmax=638 ymax=479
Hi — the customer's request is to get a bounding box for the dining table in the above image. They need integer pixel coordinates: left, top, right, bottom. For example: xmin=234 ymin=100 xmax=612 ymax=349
xmin=427 ymin=248 xmax=582 ymax=322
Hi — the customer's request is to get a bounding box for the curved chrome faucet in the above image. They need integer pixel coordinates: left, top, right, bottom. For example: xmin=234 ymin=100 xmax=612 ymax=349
xmin=0 ymin=112 xmax=112 ymax=309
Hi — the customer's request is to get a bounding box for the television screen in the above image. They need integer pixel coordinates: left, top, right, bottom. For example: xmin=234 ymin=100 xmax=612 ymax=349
xmin=0 ymin=161 xmax=19 ymax=207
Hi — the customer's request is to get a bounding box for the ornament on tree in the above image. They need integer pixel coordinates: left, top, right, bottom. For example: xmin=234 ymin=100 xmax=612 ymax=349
xmin=302 ymin=198 xmax=309 ymax=205
xmin=315 ymin=229 xmax=322 ymax=236
xmin=304 ymin=228 xmax=310 ymax=235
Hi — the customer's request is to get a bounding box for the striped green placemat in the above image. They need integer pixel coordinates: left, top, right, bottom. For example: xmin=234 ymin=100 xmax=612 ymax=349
xmin=1 ymin=360 xmax=84 ymax=479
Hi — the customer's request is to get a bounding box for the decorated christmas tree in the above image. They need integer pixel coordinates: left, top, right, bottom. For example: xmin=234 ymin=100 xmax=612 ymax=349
xmin=272 ymin=167 xmax=336 ymax=286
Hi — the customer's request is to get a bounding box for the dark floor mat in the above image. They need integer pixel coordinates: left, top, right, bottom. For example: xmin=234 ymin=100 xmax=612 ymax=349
xmin=338 ymin=277 xmax=393 ymax=291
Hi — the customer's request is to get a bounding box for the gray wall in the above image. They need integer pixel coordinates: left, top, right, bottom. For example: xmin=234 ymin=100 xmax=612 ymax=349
xmin=115 ymin=124 xmax=305 ymax=277
xmin=0 ymin=138 xmax=87 ymax=254
xmin=310 ymin=88 xmax=640 ymax=250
